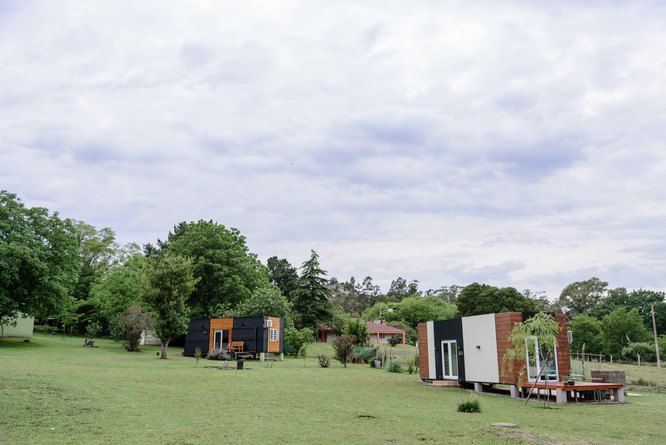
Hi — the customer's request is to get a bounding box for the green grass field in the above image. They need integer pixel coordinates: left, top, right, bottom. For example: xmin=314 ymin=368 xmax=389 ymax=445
xmin=1 ymin=336 xmax=665 ymax=445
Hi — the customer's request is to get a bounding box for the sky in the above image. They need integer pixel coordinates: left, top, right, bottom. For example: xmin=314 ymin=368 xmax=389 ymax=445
xmin=2 ymin=1 xmax=666 ymax=299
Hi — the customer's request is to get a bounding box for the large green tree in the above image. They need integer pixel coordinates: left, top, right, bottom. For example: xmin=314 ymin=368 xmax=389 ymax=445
xmin=0 ymin=191 xmax=80 ymax=325
xmin=568 ymin=314 xmax=604 ymax=354
xmin=557 ymin=277 xmax=608 ymax=318
xmin=291 ymin=250 xmax=333 ymax=329
xmin=393 ymin=296 xmax=457 ymax=328
xmin=233 ymin=285 xmax=291 ymax=318
xmin=157 ymin=220 xmax=269 ymax=317
xmin=144 ymin=252 xmax=198 ymax=359
xmin=266 ymin=256 xmax=299 ymax=300
xmin=90 ymin=245 xmax=147 ymax=325
xmin=456 ymin=283 xmax=538 ymax=317
xmin=601 ymin=307 xmax=649 ymax=357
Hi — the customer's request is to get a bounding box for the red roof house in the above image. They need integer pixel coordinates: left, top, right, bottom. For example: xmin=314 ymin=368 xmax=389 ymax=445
xmin=367 ymin=321 xmax=406 ymax=345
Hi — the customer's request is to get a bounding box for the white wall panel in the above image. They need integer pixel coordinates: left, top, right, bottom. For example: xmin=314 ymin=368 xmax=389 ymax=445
xmin=462 ymin=314 xmax=500 ymax=383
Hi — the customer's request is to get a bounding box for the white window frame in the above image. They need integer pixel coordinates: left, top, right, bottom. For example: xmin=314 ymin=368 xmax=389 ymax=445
xmin=269 ymin=328 xmax=278 ymax=342
xmin=441 ymin=340 xmax=458 ymax=379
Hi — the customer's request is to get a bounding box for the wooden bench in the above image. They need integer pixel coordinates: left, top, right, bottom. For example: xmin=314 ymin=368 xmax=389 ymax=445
xmin=227 ymin=341 xmax=244 ymax=353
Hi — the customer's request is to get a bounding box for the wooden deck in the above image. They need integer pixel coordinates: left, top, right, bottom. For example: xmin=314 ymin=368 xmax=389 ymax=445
xmin=519 ymin=381 xmax=625 ymax=404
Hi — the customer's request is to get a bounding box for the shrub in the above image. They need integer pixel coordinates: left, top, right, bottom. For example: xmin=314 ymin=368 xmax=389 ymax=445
xmin=388 ymin=335 xmax=402 ymax=346
xmin=83 ymin=321 xmax=102 ymax=347
xmin=343 ymin=319 xmax=369 ymax=346
xmin=194 ymin=347 xmax=202 ymax=366
xmin=387 ymin=360 xmax=403 ymax=373
xmin=457 ymin=399 xmax=481 ymax=413
xmin=317 ymin=354 xmax=330 ymax=368
xmin=622 ymin=342 xmax=657 ymax=363
xmin=332 ymin=335 xmax=357 ymax=368
xmin=284 ymin=326 xmax=315 ymax=358
xmin=352 ymin=346 xmax=377 ymax=363
xmin=207 ymin=348 xmax=228 ymax=361
xmin=406 ymin=354 xmax=419 ymax=374
xmin=113 ymin=305 xmax=155 ymax=352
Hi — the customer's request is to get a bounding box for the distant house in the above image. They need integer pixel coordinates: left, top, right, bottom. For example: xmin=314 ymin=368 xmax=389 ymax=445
xmin=367 ymin=321 xmax=406 ymax=345
xmin=0 ymin=314 xmax=34 ymax=338
xmin=317 ymin=321 xmax=406 ymax=345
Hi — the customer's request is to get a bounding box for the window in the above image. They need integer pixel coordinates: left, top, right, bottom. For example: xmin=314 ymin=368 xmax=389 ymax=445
xmin=270 ymin=328 xmax=278 ymax=342
xmin=441 ymin=340 xmax=458 ymax=379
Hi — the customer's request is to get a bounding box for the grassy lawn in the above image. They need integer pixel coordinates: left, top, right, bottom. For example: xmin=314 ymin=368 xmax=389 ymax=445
xmin=1 ymin=336 xmax=665 ymax=444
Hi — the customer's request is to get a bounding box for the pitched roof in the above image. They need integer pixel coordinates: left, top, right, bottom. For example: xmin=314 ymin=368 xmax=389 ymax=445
xmin=366 ymin=321 xmax=405 ymax=335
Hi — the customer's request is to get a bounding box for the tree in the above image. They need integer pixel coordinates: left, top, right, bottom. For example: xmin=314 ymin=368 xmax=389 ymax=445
xmin=591 ymin=288 xmax=665 ymax=330
xmin=283 ymin=326 xmax=314 ymax=357
xmin=144 ymin=252 xmax=198 ymax=359
xmin=342 ymin=319 xmax=369 ymax=345
xmin=0 ymin=191 xmax=80 ymax=325
xmin=89 ymin=246 xmax=147 ymax=326
xmin=393 ymin=296 xmax=457 ymax=329
xmin=600 ymin=308 xmax=649 ymax=357
xmin=159 ymin=220 xmax=270 ymax=318
xmin=114 ymin=304 xmax=154 ymax=352
xmin=457 ymin=283 xmax=538 ymax=317
xmin=503 ymin=313 xmax=560 ymax=406
xmin=291 ymin=250 xmax=333 ymax=329
xmin=266 ymin=256 xmax=299 ymax=300
xmin=568 ymin=314 xmax=604 ymax=354
xmin=332 ymin=334 xmax=356 ymax=368
xmin=386 ymin=277 xmax=420 ymax=301
xmin=233 ymin=285 xmax=291 ymax=318
xmin=557 ymin=277 xmax=608 ymax=318
xmin=424 ymin=285 xmax=463 ymax=303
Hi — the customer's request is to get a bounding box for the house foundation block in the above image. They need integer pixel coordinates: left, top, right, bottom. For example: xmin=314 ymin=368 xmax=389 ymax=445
xmin=556 ymin=389 xmax=567 ymax=404
xmin=613 ymin=388 xmax=625 ymax=403
xmin=510 ymin=385 xmax=520 ymax=399
xmin=474 ymin=382 xmax=483 ymax=393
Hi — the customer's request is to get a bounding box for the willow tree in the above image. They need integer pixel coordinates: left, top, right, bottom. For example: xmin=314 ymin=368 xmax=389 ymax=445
xmin=503 ymin=312 xmax=560 ymax=406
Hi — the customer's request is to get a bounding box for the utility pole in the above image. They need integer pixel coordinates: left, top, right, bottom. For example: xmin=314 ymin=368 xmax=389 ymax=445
xmin=650 ymin=303 xmax=661 ymax=368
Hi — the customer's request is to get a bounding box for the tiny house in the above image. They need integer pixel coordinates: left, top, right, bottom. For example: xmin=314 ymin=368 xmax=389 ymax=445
xmin=418 ymin=312 xmax=570 ymax=386
xmin=184 ymin=316 xmax=284 ymax=357
xmin=0 ymin=314 xmax=34 ymax=338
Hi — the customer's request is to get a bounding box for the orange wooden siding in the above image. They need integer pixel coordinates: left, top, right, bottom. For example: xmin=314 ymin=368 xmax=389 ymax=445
xmin=208 ymin=318 xmax=233 ymax=351
xmin=268 ymin=317 xmax=281 ymax=353
xmin=494 ymin=312 xmax=524 ymax=385
xmin=418 ymin=323 xmax=429 ymax=380
xmin=554 ymin=313 xmax=571 ymax=379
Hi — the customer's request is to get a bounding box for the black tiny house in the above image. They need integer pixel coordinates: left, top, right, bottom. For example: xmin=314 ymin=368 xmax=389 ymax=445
xmin=184 ymin=316 xmax=284 ymax=357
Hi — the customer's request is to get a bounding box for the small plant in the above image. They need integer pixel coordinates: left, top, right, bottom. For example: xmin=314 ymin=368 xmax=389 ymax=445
xmin=207 ymin=348 xmax=227 ymax=360
xmin=194 ymin=347 xmax=202 ymax=367
xmin=406 ymin=355 xmax=419 ymax=374
xmin=457 ymin=399 xmax=481 ymax=413
xmin=332 ymin=335 xmax=357 ymax=368
xmin=317 ymin=354 xmax=330 ymax=368
xmin=352 ymin=346 xmax=377 ymax=363
xmin=83 ymin=321 xmax=102 ymax=347
xmin=387 ymin=360 xmax=403 ymax=373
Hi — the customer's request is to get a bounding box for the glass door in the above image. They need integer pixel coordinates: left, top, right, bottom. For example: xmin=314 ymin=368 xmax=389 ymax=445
xmin=441 ymin=340 xmax=458 ymax=379
xmin=213 ymin=329 xmax=230 ymax=351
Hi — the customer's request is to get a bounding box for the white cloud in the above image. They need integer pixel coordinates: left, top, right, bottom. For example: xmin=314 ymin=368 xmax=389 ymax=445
xmin=1 ymin=0 xmax=666 ymax=298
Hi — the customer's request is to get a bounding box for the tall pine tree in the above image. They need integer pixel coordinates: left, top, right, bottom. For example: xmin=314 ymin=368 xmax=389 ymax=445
xmin=291 ymin=250 xmax=332 ymax=330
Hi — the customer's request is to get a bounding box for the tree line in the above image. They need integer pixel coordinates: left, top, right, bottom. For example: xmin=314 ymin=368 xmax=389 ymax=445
xmin=2 ymin=190 xmax=664 ymax=361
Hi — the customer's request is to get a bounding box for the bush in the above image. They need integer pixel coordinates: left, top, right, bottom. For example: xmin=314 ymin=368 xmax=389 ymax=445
xmin=207 ymin=348 xmax=228 ymax=361
xmin=343 ymin=319 xmax=369 ymax=345
xmin=317 ymin=354 xmax=330 ymax=368
xmin=332 ymin=335 xmax=356 ymax=368
xmin=622 ymin=342 xmax=658 ymax=363
xmin=284 ymin=326 xmax=315 ymax=358
xmin=406 ymin=354 xmax=419 ymax=374
xmin=113 ymin=305 xmax=155 ymax=352
xmin=352 ymin=346 xmax=377 ymax=363
xmin=387 ymin=360 xmax=403 ymax=373
xmin=457 ymin=399 xmax=481 ymax=413
xmin=388 ymin=335 xmax=402 ymax=346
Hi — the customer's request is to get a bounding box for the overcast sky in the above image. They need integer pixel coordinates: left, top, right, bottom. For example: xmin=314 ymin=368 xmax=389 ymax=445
xmin=2 ymin=1 xmax=666 ymax=298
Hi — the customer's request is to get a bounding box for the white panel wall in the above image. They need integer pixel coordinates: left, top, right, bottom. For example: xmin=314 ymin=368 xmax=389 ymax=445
xmin=427 ymin=321 xmax=436 ymax=379
xmin=462 ymin=314 xmax=500 ymax=383
xmin=0 ymin=315 xmax=34 ymax=338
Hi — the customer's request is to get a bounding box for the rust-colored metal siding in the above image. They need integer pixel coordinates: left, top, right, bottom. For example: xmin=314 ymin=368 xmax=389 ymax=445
xmin=267 ymin=316 xmax=281 ymax=353
xmin=418 ymin=323 xmax=429 ymax=379
xmin=208 ymin=318 xmax=234 ymax=351
xmin=494 ymin=312 xmax=524 ymax=385
xmin=555 ymin=313 xmax=570 ymax=379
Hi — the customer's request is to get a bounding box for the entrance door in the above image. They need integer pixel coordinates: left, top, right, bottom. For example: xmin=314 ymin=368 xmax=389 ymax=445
xmin=525 ymin=337 xmax=559 ymax=382
xmin=441 ymin=340 xmax=458 ymax=379
xmin=213 ymin=329 xmax=230 ymax=351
